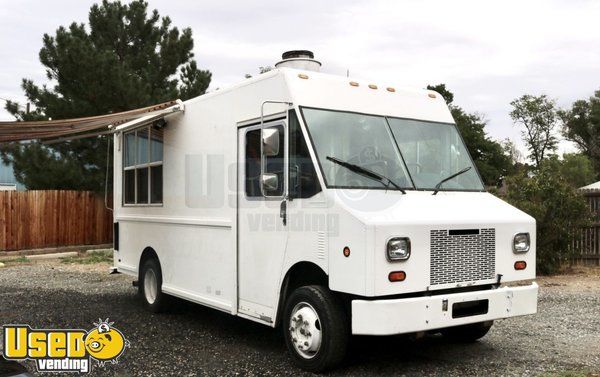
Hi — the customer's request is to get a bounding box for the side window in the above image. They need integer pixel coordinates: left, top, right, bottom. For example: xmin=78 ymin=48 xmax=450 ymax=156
xmin=245 ymin=129 xmax=262 ymax=197
xmin=289 ymin=111 xmax=321 ymax=199
xmin=244 ymin=124 xmax=285 ymax=198
xmin=262 ymin=125 xmax=285 ymax=197
xmin=123 ymin=124 xmax=164 ymax=205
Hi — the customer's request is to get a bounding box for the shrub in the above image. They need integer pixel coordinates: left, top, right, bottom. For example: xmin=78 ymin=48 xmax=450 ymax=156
xmin=504 ymin=157 xmax=592 ymax=274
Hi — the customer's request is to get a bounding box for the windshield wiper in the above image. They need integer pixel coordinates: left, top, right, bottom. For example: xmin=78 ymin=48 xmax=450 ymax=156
xmin=432 ymin=166 xmax=472 ymax=195
xmin=326 ymin=156 xmax=406 ymax=194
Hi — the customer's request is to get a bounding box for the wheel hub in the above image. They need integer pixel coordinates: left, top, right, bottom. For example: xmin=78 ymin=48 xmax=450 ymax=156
xmin=289 ymin=302 xmax=322 ymax=359
xmin=144 ymin=268 xmax=158 ymax=304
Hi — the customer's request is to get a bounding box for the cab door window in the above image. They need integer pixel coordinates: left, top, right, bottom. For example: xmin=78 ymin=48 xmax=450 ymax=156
xmin=244 ymin=124 xmax=285 ymax=198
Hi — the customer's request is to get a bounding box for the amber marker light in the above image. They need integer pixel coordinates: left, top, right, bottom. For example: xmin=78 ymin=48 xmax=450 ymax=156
xmin=298 ymin=73 xmax=309 ymax=79
xmin=514 ymin=261 xmax=527 ymax=270
xmin=428 ymin=93 xmax=437 ymax=98
xmin=386 ymin=87 xmax=396 ymax=92
xmin=343 ymin=246 xmax=350 ymax=257
xmin=368 ymin=84 xmax=378 ymax=89
xmin=349 ymin=81 xmax=359 ymax=87
xmin=388 ymin=271 xmax=406 ymax=282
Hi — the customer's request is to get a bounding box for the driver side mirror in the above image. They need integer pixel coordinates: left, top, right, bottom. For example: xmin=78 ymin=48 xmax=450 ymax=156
xmin=262 ymin=128 xmax=280 ymax=156
xmin=262 ymin=173 xmax=279 ymax=193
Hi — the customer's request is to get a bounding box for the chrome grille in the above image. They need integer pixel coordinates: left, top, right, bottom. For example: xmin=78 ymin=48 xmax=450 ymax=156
xmin=430 ymin=228 xmax=495 ymax=286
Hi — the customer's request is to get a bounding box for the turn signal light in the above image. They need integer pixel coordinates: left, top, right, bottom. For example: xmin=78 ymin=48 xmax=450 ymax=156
xmin=388 ymin=271 xmax=406 ymax=282
xmin=514 ymin=261 xmax=527 ymax=270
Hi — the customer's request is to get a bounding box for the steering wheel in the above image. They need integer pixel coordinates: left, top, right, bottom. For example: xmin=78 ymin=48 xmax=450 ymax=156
xmin=334 ymin=146 xmax=395 ymax=186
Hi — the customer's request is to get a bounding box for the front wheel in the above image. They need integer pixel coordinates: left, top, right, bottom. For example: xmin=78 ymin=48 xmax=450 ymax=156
xmin=283 ymin=285 xmax=349 ymax=373
xmin=440 ymin=321 xmax=493 ymax=342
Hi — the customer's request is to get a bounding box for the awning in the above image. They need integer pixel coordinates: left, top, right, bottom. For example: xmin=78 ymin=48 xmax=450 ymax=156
xmin=0 ymin=100 xmax=184 ymax=143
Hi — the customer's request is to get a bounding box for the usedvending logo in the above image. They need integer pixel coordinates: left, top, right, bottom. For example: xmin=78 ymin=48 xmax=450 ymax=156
xmin=2 ymin=319 xmax=129 ymax=373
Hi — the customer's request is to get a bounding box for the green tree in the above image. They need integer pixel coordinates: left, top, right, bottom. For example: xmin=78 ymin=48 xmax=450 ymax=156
xmin=558 ymin=153 xmax=597 ymax=188
xmin=510 ymin=95 xmax=559 ymax=169
xmin=505 ymin=157 xmax=592 ymax=274
xmin=2 ymin=0 xmax=211 ymax=190
xmin=560 ymin=89 xmax=600 ymax=174
xmin=427 ymin=84 xmax=515 ymax=186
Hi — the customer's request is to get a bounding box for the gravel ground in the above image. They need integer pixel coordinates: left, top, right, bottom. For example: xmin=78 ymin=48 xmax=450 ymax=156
xmin=0 ymin=258 xmax=599 ymax=376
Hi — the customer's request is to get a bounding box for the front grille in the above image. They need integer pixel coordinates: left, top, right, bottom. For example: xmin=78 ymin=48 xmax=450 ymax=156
xmin=430 ymin=228 xmax=495 ymax=286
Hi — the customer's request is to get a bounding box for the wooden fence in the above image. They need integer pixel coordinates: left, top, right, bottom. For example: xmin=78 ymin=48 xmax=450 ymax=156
xmin=0 ymin=190 xmax=112 ymax=252
xmin=572 ymin=191 xmax=600 ymax=265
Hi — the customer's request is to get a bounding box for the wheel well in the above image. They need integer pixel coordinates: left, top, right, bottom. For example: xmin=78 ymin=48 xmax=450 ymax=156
xmin=275 ymin=262 xmax=328 ymax=327
xmin=138 ymin=247 xmax=160 ymax=280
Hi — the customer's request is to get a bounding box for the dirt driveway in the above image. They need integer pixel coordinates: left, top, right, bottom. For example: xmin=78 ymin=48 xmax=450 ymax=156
xmin=0 ymin=257 xmax=599 ymax=376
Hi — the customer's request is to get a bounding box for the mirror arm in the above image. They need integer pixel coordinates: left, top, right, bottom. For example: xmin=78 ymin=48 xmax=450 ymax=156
xmin=260 ymin=100 xmax=293 ymax=128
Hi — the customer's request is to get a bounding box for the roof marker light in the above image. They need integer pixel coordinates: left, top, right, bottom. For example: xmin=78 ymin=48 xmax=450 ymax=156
xmin=386 ymin=87 xmax=396 ymax=92
xmin=368 ymin=84 xmax=378 ymax=90
xmin=298 ymin=73 xmax=309 ymax=79
xmin=349 ymin=81 xmax=359 ymax=87
xmin=428 ymin=93 xmax=437 ymax=98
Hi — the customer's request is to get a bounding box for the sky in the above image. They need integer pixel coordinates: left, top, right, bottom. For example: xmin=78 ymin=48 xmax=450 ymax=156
xmin=1 ymin=0 xmax=599 ymax=156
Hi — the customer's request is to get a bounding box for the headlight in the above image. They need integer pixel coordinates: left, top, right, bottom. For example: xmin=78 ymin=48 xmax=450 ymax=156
xmin=513 ymin=233 xmax=530 ymax=253
xmin=387 ymin=237 xmax=411 ymax=261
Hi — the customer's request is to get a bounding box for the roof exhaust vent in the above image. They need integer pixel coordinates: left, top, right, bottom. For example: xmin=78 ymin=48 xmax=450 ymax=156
xmin=275 ymin=50 xmax=321 ymax=72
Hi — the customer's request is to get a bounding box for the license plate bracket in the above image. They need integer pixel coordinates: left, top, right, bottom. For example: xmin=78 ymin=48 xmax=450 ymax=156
xmin=452 ymin=299 xmax=489 ymax=318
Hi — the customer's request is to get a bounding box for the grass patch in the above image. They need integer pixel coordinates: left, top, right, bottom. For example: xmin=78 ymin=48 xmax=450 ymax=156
xmin=0 ymin=256 xmax=30 ymax=264
xmin=61 ymin=251 xmax=112 ymax=265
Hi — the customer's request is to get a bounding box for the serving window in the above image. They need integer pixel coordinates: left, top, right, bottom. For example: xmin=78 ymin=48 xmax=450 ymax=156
xmin=123 ymin=124 xmax=163 ymax=205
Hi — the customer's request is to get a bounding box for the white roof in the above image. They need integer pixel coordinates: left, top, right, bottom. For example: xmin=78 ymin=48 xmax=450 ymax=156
xmin=579 ymin=181 xmax=600 ymax=191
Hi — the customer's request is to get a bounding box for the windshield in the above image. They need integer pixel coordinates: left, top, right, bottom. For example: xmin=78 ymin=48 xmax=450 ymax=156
xmin=301 ymin=107 xmax=484 ymax=191
xmin=302 ymin=108 xmax=412 ymax=189
xmin=387 ymin=118 xmax=484 ymax=190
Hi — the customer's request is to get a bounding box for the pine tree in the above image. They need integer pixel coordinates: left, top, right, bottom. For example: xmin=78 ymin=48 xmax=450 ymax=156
xmin=2 ymin=0 xmax=211 ymax=190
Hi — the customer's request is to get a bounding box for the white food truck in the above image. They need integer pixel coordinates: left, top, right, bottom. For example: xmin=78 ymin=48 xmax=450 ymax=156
xmin=111 ymin=51 xmax=538 ymax=372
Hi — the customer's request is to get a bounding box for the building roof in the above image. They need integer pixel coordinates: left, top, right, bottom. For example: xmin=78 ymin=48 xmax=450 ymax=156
xmin=579 ymin=181 xmax=600 ymax=192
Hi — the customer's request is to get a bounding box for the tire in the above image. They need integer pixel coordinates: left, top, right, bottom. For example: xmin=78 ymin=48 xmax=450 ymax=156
xmin=440 ymin=321 xmax=493 ymax=342
xmin=139 ymin=258 xmax=169 ymax=313
xmin=283 ymin=285 xmax=349 ymax=373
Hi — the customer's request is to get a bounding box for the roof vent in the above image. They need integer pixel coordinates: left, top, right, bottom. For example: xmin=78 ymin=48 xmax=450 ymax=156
xmin=275 ymin=50 xmax=321 ymax=72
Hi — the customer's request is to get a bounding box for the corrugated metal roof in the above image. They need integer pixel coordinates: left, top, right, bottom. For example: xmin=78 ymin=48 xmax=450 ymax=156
xmin=0 ymin=100 xmax=180 ymax=142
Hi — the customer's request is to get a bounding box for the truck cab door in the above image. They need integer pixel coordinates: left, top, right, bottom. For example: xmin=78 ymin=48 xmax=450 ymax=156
xmin=237 ymin=119 xmax=288 ymax=323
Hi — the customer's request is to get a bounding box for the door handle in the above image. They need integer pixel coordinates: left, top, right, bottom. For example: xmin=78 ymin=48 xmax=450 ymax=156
xmin=280 ymin=200 xmax=287 ymax=226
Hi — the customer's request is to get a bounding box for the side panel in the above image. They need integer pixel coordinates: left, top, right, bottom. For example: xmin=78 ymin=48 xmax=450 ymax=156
xmin=113 ymin=72 xmax=292 ymax=316
xmin=119 ymin=221 xmax=234 ymax=311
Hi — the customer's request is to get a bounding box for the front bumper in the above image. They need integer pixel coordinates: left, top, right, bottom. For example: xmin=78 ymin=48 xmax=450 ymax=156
xmin=352 ymin=282 xmax=538 ymax=335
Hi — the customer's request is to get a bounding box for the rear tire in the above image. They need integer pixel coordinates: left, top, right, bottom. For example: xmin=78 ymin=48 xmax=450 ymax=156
xmin=440 ymin=321 xmax=493 ymax=342
xmin=139 ymin=258 xmax=169 ymax=313
xmin=283 ymin=285 xmax=349 ymax=373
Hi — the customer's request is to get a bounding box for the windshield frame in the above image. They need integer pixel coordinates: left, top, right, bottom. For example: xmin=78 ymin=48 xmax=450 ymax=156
xmin=299 ymin=106 xmax=486 ymax=193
